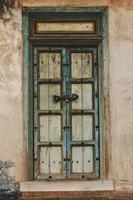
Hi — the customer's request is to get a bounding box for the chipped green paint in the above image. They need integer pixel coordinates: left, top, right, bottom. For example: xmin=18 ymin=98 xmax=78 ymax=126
xmin=23 ymin=8 xmax=34 ymax=180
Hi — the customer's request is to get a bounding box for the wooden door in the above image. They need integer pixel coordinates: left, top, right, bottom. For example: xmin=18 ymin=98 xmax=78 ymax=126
xmin=33 ymin=47 xmax=99 ymax=180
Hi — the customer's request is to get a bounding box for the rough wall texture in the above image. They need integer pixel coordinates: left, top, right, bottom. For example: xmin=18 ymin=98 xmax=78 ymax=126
xmin=109 ymin=6 xmax=133 ymax=182
xmin=0 ymin=0 xmax=133 ymax=182
xmin=0 ymin=9 xmax=23 ymax=181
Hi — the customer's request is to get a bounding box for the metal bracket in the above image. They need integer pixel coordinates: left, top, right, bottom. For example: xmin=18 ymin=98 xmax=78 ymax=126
xmin=63 ymin=158 xmax=70 ymax=161
xmin=53 ymin=93 xmax=79 ymax=103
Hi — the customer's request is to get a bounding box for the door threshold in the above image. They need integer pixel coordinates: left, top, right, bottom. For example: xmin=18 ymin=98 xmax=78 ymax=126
xmin=20 ymin=180 xmax=114 ymax=192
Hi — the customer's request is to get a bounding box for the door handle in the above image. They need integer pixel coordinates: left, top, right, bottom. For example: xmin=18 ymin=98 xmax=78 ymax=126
xmin=53 ymin=93 xmax=79 ymax=103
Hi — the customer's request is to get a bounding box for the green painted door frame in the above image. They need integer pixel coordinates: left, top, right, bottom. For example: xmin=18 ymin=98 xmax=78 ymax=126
xmin=23 ymin=7 xmax=109 ymax=181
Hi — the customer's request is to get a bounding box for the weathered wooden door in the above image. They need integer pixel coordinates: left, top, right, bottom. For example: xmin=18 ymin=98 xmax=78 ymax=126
xmin=33 ymin=47 xmax=99 ymax=180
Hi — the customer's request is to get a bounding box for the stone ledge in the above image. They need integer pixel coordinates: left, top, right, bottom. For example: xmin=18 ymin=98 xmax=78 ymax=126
xmin=20 ymin=180 xmax=114 ymax=192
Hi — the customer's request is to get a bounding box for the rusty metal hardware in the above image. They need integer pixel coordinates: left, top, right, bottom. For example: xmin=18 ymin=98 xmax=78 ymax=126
xmin=63 ymin=158 xmax=70 ymax=161
xmin=53 ymin=93 xmax=79 ymax=103
xmin=63 ymin=126 xmax=70 ymax=130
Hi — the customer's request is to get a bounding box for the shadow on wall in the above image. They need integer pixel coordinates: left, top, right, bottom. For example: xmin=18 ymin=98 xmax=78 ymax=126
xmin=0 ymin=161 xmax=20 ymax=200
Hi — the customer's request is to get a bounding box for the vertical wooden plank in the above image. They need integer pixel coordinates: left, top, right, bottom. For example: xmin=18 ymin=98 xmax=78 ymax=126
xmin=34 ymin=49 xmax=40 ymax=179
xmin=62 ymin=48 xmax=68 ymax=178
xmin=39 ymin=84 xmax=61 ymax=110
xmin=83 ymin=84 xmax=92 ymax=109
xmin=39 ymin=53 xmax=49 ymax=79
xmin=39 ymin=115 xmax=49 ymax=142
xmin=81 ymin=53 xmax=92 ymax=78
xmin=50 ymin=147 xmax=62 ymax=174
xmin=49 ymin=115 xmax=61 ymax=142
xmin=40 ymin=147 xmax=62 ymax=174
xmin=23 ymin=8 xmax=36 ymax=179
xmin=39 ymin=84 xmax=48 ymax=110
xmin=49 ymin=53 xmax=61 ymax=79
xmin=100 ymin=9 xmax=109 ymax=179
xmin=83 ymin=115 xmax=93 ymax=141
xmin=83 ymin=147 xmax=93 ymax=173
xmin=39 ymin=53 xmax=61 ymax=79
xmin=71 ymin=53 xmax=82 ymax=78
xmin=72 ymin=115 xmax=82 ymax=141
xmin=72 ymin=147 xmax=83 ymax=173
xmin=71 ymin=53 xmax=92 ymax=78
xmin=72 ymin=84 xmax=92 ymax=110
xmin=40 ymin=147 xmax=49 ymax=174
xmin=39 ymin=115 xmax=61 ymax=142
xmin=49 ymin=84 xmax=61 ymax=110
xmin=72 ymin=115 xmax=93 ymax=141
xmin=72 ymin=84 xmax=82 ymax=109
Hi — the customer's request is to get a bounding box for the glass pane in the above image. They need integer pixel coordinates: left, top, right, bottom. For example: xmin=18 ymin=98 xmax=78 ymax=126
xmin=72 ymin=84 xmax=92 ymax=110
xmin=39 ymin=53 xmax=61 ymax=79
xmin=39 ymin=115 xmax=61 ymax=142
xmin=71 ymin=53 xmax=92 ymax=78
xmin=39 ymin=84 xmax=61 ymax=110
xmin=72 ymin=115 xmax=93 ymax=141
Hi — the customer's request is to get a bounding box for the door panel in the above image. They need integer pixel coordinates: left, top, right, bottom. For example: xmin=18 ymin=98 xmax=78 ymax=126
xmin=39 ymin=52 xmax=61 ymax=79
xmin=68 ymin=49 xmax=98 ymax=179
xmin=39 ymin=115 xmax=61 ymax=142
xmin=34 ymin=47 xmax=99 ymax=180
xmin=39 ymin=84 xmax=61 ymax=110
xmin=72 ymin=114 xmax=93 ymax=141
xmin=72 ymin=146 xmax=93 ymax=173
xmin=83 ymin=146 xmax=93 ymax=173
xmin=40 ymin=146 xmax=62 ymax=174
xmin=34 ymin=48 xmax=65 ymax=180
xmin=71 ymin=83 xmax=92 ymax=110
xmin=71 ymin=53 xmax=92 ymax=78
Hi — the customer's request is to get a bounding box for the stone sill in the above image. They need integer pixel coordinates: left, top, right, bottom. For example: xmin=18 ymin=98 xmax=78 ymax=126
xmin=20 ymin=180 xmax=114 ymax=192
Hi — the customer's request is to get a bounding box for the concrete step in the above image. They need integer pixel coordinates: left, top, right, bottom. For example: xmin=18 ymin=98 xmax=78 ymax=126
xmin=20 ymin=181 xmax=133 ymax=200
xmin=20 ymin=190 xmax=133 ymax=200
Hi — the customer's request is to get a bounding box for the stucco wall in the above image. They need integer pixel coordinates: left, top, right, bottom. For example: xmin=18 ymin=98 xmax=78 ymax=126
xmin=109 ymin=6 xmax=133 ymax=182
xmin=0 ymin=9 xmax=23 ymax=181
xmin=0 ymin=0 xmax=133 ymax=182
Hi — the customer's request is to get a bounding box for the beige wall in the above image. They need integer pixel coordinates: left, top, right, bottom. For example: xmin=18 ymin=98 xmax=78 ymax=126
xmin=109 ymin=6 xmax=133 ymax=182
xmin=0 ymin=9 xmax=23 ymax=181
xmin=0 ymin=0 xmax=133 ymax=182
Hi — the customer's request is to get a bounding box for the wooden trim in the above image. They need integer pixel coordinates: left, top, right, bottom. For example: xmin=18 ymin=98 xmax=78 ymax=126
xmin=22 ymin=7 xmax=109 ymax=181
xmin=23 ymin=9 xmax=34 ymax=180
xmin=35 ymin=21 xmax=95 ymax=34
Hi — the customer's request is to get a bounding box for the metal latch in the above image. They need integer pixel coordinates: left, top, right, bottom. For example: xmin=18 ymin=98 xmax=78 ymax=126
xmin=63 ymin=158 xmax=70 ymax=161
xmin=53 ymin=93 xmax=79 ymax=103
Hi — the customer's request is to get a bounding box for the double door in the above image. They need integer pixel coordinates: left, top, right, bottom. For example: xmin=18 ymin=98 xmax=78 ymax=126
xmin=33 ymin=47 xmax=99 ymax=180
